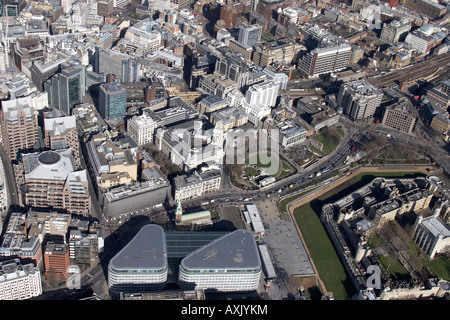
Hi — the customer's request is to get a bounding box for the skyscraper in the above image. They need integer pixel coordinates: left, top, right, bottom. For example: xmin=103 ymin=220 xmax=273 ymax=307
xmin=0 ymin=96 xmax=39 ymax=161
xmin=98 ymin=82 xmax=127 ymax=120
xmin=337 ymin=80 xmax=383 ymax=122
xmin=238 ymin=23 xmax=261 ymax=47
xmin=45 ymin=64 xmax=86 ymax=115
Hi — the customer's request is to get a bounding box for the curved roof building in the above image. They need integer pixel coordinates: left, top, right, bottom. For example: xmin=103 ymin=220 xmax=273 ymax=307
xmin=108 ymin=224 xmax=168 ymax=293
xmin=178 ymin=230 xmax=262 ymax=292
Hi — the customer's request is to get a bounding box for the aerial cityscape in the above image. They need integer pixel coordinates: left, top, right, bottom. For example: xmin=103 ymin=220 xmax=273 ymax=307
xmin=0 ymin=0 xmax=449 ymax=304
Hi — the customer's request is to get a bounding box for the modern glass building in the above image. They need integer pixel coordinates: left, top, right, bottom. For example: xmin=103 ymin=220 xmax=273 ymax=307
xmin=107 ymin=227 xmax=263 ymax=294
xmin=98 ymin=81 xmax=127 ymax=120
xmin=108 ymin=224 xmax=168 ymax=293
xmin=45 ymin=65 xmax=86 ymax=116
xmin=178 ymin=230 xmax=262 ymax=292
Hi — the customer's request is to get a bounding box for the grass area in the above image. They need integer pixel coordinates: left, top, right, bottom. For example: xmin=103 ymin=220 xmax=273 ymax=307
xmin=377 ymin=254 xmax=409 ymax=280
xmin=243 ymin=167 xmax=259 ymax=176
xmin=293 ymin=204 xmax=353 ymax=300
xmin=278 ymin=187 xmax=319 ymax=214
xmin=426 ymin=258 xmax=450 ymax=281
xmin=277 ymin=161 xmax=292 ymax=180
xmin=312 ymin=127 xmax=344 ymax=155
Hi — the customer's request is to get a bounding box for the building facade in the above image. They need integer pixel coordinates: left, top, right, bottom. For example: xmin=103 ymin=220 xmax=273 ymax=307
xmin=299 ymin=43 xmax=352 ymax=78
xmin=98 ymin=82 xmax=127 ymax=120
xmin=108 ymin=224 xmax=168 ymax=293
xmin=0 ymin=96 xmax=39 ymax=161
xmin=412 ymin=215 xmax=450 ymax=259
xmin=178 ymin=230 xmax=262 ymax=292
xmin=0 ymin=259 xmax=42 ymax=300
xmin=337 ymin=80 xmax=383 ymax=122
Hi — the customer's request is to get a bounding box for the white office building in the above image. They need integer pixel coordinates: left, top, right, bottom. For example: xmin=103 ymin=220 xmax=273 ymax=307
xmin=337 ymin=80 xmax=383 ymax=122
xmin=178 ymin=230 xmax=262 ymax=292
xmin=174 ymin=166 xmax=222 ymax=202
xmin=0 ymin=259 xmax=42 ymax=300
xmin=108 ymin=224 xmax=168 ymax=293
xmin=245 ymin=81 xmax=279 ymax=108
xmin=299 ymin=43 xmax=352 ymax=78
xmin=127 ymin=110 xmax=158 ymax=146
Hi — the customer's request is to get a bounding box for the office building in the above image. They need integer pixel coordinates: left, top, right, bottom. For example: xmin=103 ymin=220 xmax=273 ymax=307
xmin=381 ymin=104 xmax=417 ymax=133
xmin=0 ymin=96 xmax=39 ymax=161
xmin=30 ymin=58 xmax=66 ymax=91
xmin=299 ymin=43 xmax=352 ymax=78
xmin=44 ymin=116 xmax=80 ymax=164
xmin=44 ymin=242 xmax=70 ymax=280
xmin=98 ymin=82 xmax=127 ymax=120
xmin=127 ymin=110 xmax=158 ymax=146
xmin=174 ymin=166 xmax=222 ymax=202
xmin=405 ymin=24 xmax=448 ymax=55
xmin=238 ymin=24 xmax=261 ymax=47
xmin=337 ymin=80 xmax=383 ymax=122
xmin=108 ymin=224 xmax=168 ymax=293
xmin=86 ymin=137 xmax=138 ymax=188
xmin=412 ymin=215 xmax=450 ymax=259
xmin=197 ymin=95 xmax=227 ymax=114
xmin=178 ymin=230 xmax=262 ymax=292
xmin=426 ymin=80 xmax=450 ymax=108
xmin=100 ymin=176 xmax=170 ymax=217
xmin=245 ymin=81 xmax=279 ymax=109
xmin=68 ymin=229 xmax=101 ymax=265
xmin=403 ymin=0 xmax=447 ymax=19
xmin=214 ymin=50 xmax=249 ymax=89
xmin=0 ymin=259 xmax=42 ymax=300
xmin=97 ymin=0 xmax=113 ymax=16
xmin=14 ymin=149 xmax=91 ymax=216
xmin=44 ymin=64 xmax=86 ymax=116
xmin=380 ymin=18 xmax=411 ymax=44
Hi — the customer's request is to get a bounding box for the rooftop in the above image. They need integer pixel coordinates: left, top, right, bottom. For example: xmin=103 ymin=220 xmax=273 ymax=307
xmin=109 ymin=224 xmax=167 ymax=270
xmin=181 ymin=229 xmax=261 ymax=271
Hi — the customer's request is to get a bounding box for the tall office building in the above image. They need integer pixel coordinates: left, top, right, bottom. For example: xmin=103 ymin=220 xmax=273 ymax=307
xmin=299 ymin=43 xmax=352 ymax=78
xmin=238 ymin=23 xmax=261 ymax=47
xmin=15 ymin=149 xmax=91 ymax=216
xmin=30 ymin=58 xmax=66 ymax=91
xmin=380 ymin=18 xmax=411 ymax=44
xmin=214 ymin=50 xmax=249 ymax=89
xmin=245 ymin=81 xmax=279 ymax=108
xmin=98 ymin=82 xmax=127 ymax=120
xmin=45 ymin=64 xmax=86 ymax=116
xmin=0 ymin=259 xmax=42 ymax=300
xmin=44 ymin=116 xmax=81 ymax=164
xmin=44 ymin=242 xmax=70 ymax=280
xmin=0 ymin=96 xmax=39 ymax=161
xmin=337 ymin=80 xmax=383 ymax=122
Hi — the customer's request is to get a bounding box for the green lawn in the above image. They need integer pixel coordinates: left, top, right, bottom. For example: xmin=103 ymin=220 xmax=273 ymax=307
xmin=426 ymin=258 xmax=450 ymax=281
xmin=293 ymin=204 xmax=353 ymax=300
xmin=243 ymin=167 xmax=259 ymax=176
xmin=377 ymin=254 xmax=409 ymax=280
